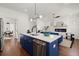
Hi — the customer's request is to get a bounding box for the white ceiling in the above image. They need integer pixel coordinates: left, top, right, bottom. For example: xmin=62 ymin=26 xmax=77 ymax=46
xmin=0 ymin=3 xmax=79 ymax=19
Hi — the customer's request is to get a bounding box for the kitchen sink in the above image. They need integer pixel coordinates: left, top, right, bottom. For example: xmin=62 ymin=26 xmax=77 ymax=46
xmin=30 ymin=33 xmax=38 ymax=36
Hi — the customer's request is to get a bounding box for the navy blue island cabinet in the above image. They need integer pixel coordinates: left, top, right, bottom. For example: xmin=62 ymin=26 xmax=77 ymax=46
xmin=20 ymin=34 xmax=33 ymax=55
xmin=46 ymin=39 xmax=59 ymax=56
xmin=20 ymin=34 xmax=63 ymax=56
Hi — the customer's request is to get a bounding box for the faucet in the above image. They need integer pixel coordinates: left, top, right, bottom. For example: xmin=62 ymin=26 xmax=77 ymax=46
xmin=31 ymin=25 xmax=37 ymax=33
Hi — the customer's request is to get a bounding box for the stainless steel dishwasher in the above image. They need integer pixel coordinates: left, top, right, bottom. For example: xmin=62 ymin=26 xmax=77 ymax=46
xmin=33 ymin=39 xmax=46 ymax=56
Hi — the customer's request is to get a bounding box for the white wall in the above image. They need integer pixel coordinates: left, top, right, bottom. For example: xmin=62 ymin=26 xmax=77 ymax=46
xmin=0 ymin=4 xmax=79 ymax=39
xmin=37 ymin=17 xmax=50 ymax=30
xmin=37 ymin=5 xmax=79 ymax=39
xmin=0 ymin=7 xmax=32 ymax=39
xmin=57 ymin=7 xmax=79 ymax=39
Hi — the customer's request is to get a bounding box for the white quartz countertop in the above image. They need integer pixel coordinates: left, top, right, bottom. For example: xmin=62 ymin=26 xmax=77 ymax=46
xmin=21 ymin=32 xmax=62 ymax=43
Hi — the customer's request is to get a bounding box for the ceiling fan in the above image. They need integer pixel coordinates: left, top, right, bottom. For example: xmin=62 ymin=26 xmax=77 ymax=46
xmin=52 ymin=13 xmax=60 ymax=18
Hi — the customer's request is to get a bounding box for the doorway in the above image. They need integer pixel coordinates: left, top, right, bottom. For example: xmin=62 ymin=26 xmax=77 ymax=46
xmin=2 ymin=17 xmax=18 ymax=52
xmin=3 ymin=17 xmax=17 ymax=40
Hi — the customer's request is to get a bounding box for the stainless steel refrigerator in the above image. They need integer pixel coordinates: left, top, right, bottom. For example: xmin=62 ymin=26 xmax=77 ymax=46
xmin=0 ymin=18 xmax=3 ymax=51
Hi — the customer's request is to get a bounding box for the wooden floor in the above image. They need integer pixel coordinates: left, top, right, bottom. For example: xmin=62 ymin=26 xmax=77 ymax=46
xmin=0 ymin=39 xmax=31 ymax=56
xmin=59 ymin=39 xmax=79 ymax=56
xmin=0 ymin=38 xmax=79 ymax=56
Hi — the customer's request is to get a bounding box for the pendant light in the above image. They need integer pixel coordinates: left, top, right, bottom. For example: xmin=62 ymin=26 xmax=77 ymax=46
xmin=30 ymin=3 xmax=43 ymax=21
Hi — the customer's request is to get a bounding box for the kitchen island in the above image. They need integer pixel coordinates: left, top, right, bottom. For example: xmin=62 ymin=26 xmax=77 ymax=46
xmin=20 ymin=33 xmax=63 ymax=56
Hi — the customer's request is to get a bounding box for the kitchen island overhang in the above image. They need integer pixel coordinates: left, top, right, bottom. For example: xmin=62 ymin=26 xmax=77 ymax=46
xmin=20 ymin=33 xmax=62 ymax=43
